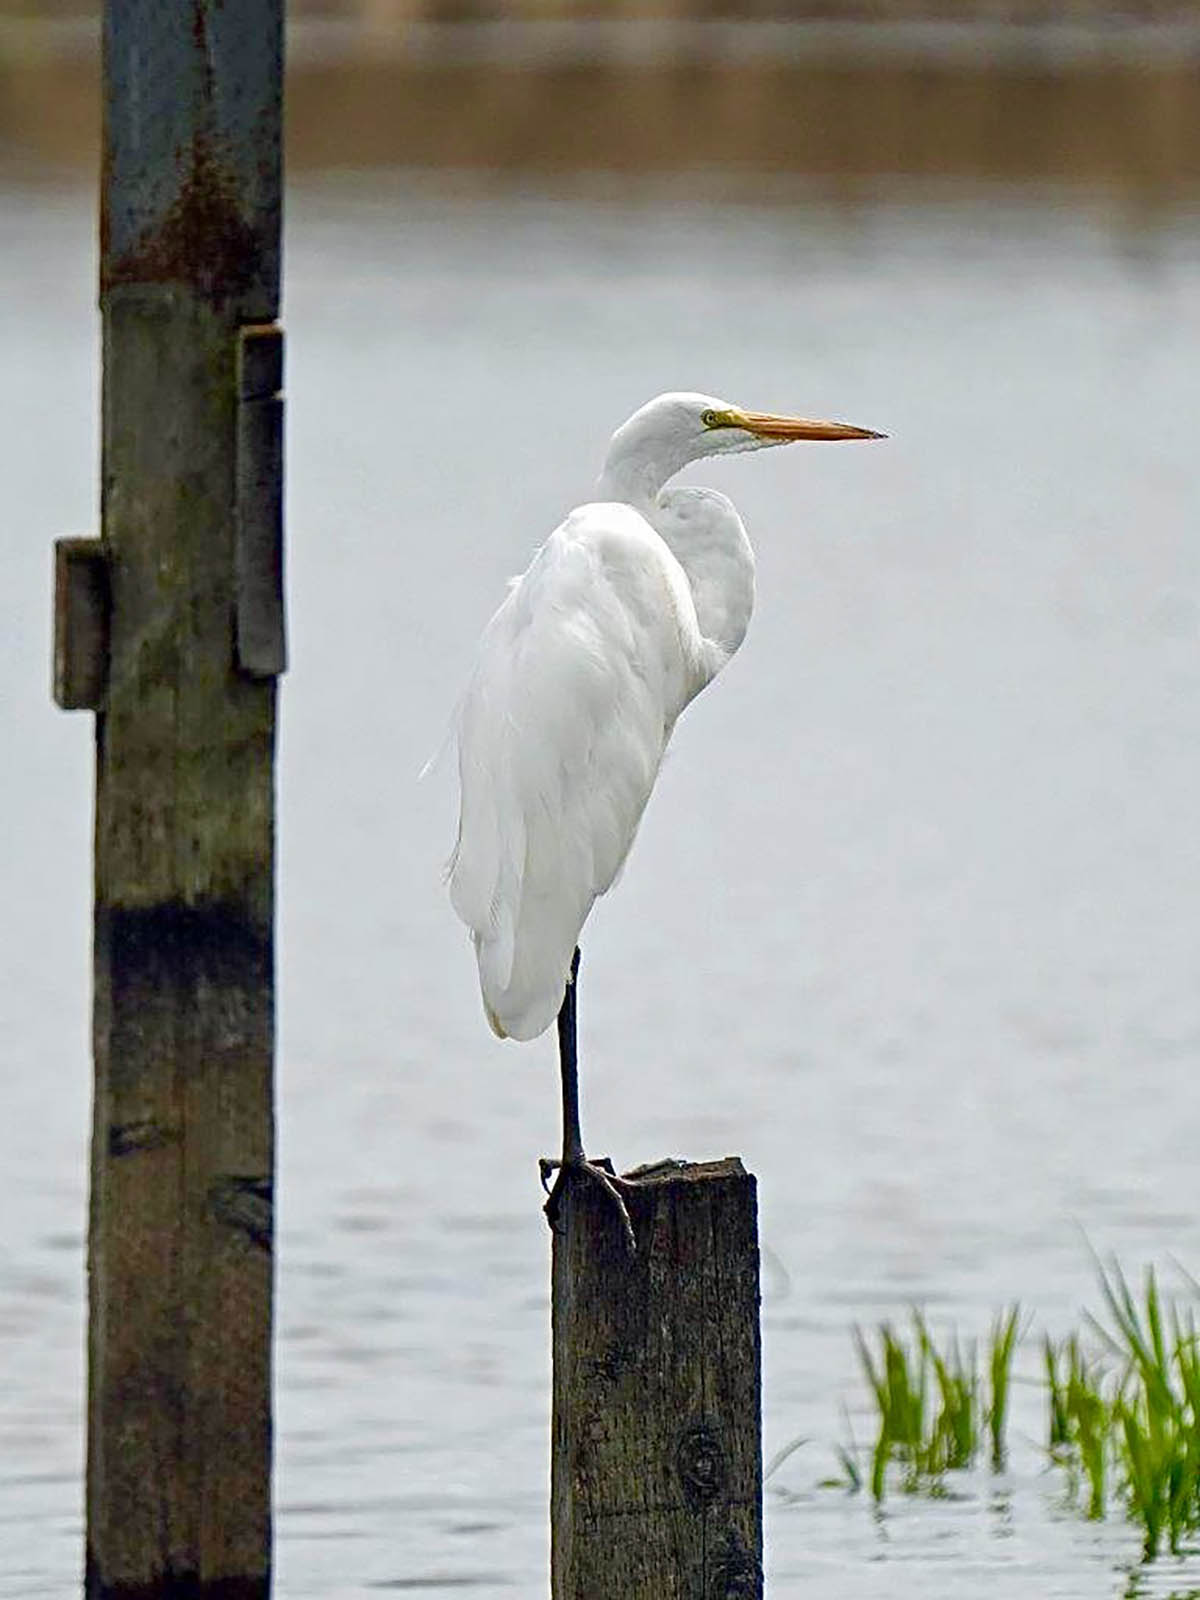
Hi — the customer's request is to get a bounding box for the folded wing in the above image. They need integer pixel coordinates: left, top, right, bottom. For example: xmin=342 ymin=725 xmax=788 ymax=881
xmin=450 ymin=501 xmax=701 ymax=1040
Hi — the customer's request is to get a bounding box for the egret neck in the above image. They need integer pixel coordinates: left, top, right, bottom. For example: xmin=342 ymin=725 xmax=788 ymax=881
xmin=596 ymin=407 xmax=756 ymax=681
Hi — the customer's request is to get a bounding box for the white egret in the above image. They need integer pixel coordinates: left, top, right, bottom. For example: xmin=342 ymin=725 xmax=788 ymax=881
xmin=448 ymin=392 xmax=883 ymax=1240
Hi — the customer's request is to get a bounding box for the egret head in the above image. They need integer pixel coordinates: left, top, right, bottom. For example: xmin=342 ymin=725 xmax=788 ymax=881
xmin=599 ymin=391 xmax=884 ymax=503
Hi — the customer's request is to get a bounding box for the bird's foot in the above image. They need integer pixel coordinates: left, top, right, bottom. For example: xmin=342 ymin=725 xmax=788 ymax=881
xmin=540 ymin=1155 xmax=637 ymax=1253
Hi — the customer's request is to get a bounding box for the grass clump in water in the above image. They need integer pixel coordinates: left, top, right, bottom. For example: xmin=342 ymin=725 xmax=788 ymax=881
xmin=988 ymin=1304 xmax=1022 ymax=1471
xmin=843 ymin=1260 xmax=1200 ymax=1561
xmin=1088 ymin=1260 xmax=1200 ymax=1558
xmin=838 ymin=1260 xmax=1200 ymax=1561
xmin=852 ymin=1304 xmax=1021 ymax=1500
xmin=1044 ymin=1331 xmax=1109 ymax=1519
xmin=1043 ymin=1260 xmax=1200 ymax=1556
xmin=834 ymin=1261 xmax=1200 ymax=1562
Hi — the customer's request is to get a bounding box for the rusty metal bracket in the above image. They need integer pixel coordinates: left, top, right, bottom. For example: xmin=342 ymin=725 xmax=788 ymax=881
xmin=235 ymin=322 xmax=286 ymax=679
xmin=53 ymin=537 xmax=110 ymax=711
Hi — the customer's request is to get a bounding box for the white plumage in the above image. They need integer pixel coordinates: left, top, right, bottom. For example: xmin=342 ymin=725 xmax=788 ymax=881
xmin=448 ymin=391 xmax=882 ymax=1045
xmin=451 ymin=501 xmax=710 ymax=1039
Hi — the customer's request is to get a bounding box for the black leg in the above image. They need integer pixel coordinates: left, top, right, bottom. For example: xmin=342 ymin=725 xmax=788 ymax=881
xmin=540 ymin=947 xmax=635 ymax=1252
xmin=557 ymin=946 xmax=584 ymax=1167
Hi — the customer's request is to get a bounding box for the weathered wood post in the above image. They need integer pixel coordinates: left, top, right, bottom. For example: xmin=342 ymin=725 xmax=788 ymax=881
xmin=53 ymin=2 xmax=284 ymax=1594
xmin=551 ymin=1157 xmax=764 ymax=1599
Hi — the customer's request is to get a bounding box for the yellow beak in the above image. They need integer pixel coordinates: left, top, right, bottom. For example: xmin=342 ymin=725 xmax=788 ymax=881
xmin=737 ymin=409 xmax=886 ymax=442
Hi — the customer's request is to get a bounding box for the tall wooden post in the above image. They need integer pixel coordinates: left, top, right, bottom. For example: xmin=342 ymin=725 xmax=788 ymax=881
xmin=54 ymin=3 xmax=284 ymax=1594
xmin=551 ymin=1158 xmax=764 ymax=1600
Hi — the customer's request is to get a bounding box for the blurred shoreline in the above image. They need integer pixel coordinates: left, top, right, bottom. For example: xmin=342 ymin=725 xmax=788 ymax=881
xmin=1 ymin=12 xmax=1197 ymax=202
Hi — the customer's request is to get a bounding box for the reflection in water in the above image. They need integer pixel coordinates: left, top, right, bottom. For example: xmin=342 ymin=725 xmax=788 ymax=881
xmin=1 ymin=178 xmax=1199 ymax=1597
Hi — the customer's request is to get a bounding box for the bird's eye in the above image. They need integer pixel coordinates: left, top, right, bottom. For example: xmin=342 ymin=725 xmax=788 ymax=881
xmin=701 ymin=409 xmax=722 ymax=428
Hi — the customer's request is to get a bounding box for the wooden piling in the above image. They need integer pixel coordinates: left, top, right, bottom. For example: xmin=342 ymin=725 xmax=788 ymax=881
xmin=56 ymin=3 xmax=284 ymax=1595
xmin=551 ymin=1157 xmax=763 ymax=1600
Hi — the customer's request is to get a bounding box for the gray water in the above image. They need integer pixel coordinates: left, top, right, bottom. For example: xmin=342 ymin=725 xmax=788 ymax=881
xmin=2 ymin=177 xmax=1199 ymax=1597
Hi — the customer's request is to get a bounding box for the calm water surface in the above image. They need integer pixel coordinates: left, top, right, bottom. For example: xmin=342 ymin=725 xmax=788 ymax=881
xmin=2 ymin=178 xmax=1199 ymax=1596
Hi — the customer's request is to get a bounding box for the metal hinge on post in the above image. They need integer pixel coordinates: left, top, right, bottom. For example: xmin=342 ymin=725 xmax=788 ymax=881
xmin=53 ymin=537 xmax=110 ymax=711
xmin=235 ymin=322 xmax=287 ymax=679
xmin=53 ymin=321 xmax=285 ymax=714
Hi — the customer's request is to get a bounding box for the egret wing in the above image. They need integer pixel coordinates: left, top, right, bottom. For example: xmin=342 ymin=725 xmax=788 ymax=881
xmin=450 ymin=502 xmax=701 ymax=1040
